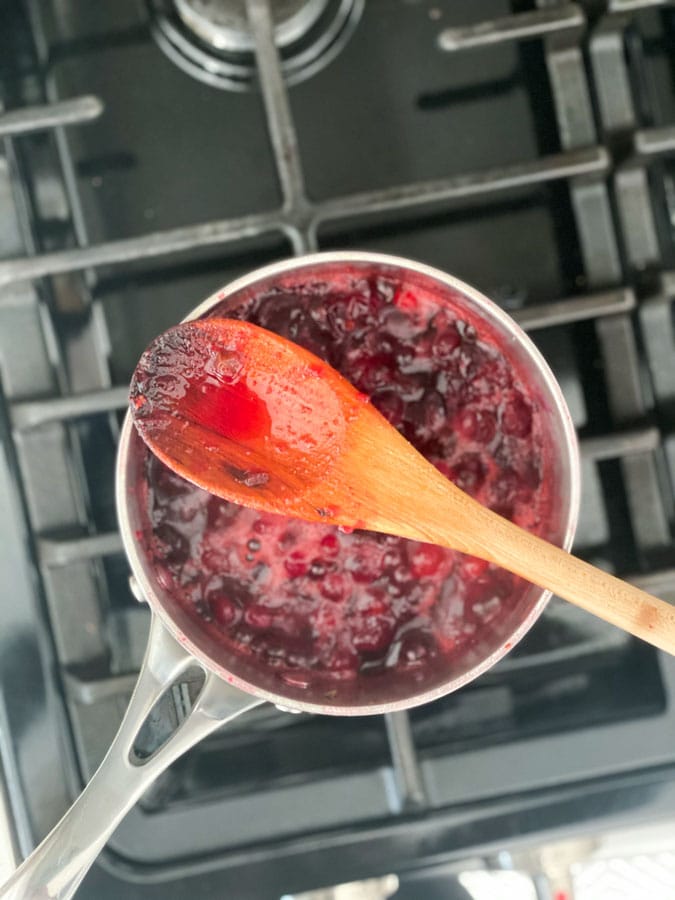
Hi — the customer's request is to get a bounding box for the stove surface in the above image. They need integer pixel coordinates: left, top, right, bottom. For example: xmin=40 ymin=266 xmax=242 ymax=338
xmin=1 ymin=1 xmax=674 ymax=898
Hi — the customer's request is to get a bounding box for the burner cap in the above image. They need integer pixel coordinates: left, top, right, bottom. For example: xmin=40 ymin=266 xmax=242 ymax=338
xmin=149 ymin=0 xmax=364 ymax=91
xmin=174 ymin=0 xmax=330 ymax=52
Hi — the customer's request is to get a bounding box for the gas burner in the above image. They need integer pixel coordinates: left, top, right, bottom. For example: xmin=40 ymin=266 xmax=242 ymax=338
xmin=174 ymin=0 xmax=330 ymax=52
xmin=148 ymin=0 xmax=364 ymax=91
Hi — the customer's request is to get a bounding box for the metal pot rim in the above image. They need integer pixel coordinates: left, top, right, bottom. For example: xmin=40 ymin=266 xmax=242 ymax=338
xmin=115 ymin=250 xmax=581 ymax=715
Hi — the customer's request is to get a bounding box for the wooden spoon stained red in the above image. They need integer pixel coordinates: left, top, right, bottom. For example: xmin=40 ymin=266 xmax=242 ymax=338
xmin=130 ymin=318 xmax=675 ymax=655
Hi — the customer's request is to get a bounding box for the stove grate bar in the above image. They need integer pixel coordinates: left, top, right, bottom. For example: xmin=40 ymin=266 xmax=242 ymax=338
xmin=0 ymin=95 xmax=102 ymax=138
xmin=634 ymin=126 xmax=675 ymax=158
xmin=246 ymin=0 xmax=312 ymax=254
xmin=0 ymin=147 xmax=608 ymax=290
xmin=438 ymin=4 xmax=584 ymax=53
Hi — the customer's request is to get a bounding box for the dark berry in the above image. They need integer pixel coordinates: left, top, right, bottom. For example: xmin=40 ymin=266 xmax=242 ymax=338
xmin=457 ymin=408 xmax=496 ymax=444
xmin=502 ymin=393 xmax=532 ymax=437
xmin=320 ymin=533 xmax=340 ymax=556
xmin=244 ymin=604 xmax=274 ymax=629
xmin=285 ymin=551 xmax=308 ymax=578
xmin=348 ymin=544 xmax=385 ymax=583
xmin=352 ymin=615 xmax=395 ymax=654
xmin=153 ymin=524 xmax=189 ymax=565
xmin=408 ymin=544 xmax=445 ymax=579
xmin=431 ymin=325 xmax=461 ymax=361
xmin=449 ymin=454 xmax=486 ymax=495
xmin=210 ymin=594 xmax=241 ymax=627
xmin=372 ymin=391 xmax=405 ymax=429
xmin=320 ymin=573 xmax=350 ymax=602
xmin=397 ymin=630 xmax=436 ymax=668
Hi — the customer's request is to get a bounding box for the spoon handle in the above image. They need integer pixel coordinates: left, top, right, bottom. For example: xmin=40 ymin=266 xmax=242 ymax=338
xmin=446 ymin=500 xmax=675 ymax=654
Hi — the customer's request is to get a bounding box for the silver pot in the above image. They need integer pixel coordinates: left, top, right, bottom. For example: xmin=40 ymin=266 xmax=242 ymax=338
xmin=0 ymin=252 xmax=580 ymax=899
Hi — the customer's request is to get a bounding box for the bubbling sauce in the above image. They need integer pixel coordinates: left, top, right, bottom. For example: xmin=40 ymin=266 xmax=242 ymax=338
xmin=140 ymin=275 xmax=553 ymax=687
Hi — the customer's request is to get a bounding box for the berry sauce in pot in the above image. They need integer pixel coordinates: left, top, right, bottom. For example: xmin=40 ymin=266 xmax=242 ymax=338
xmin=140 ymin=274 xmax=553 ymax=689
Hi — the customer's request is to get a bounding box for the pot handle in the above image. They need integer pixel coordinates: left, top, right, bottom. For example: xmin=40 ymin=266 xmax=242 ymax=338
xmin=0 ymin=614 xmax=263 ymax=900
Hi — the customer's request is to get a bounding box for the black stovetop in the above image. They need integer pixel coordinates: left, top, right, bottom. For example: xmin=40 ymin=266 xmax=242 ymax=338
xmin=1 ymin=1 xmax=675 ymax=898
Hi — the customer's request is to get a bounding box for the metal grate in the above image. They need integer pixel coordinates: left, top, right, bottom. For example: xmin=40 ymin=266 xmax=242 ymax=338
xmin=1 ymin=0 xmax=675 ymax=896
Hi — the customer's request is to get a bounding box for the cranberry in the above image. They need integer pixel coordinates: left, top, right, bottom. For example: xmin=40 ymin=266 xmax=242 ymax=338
xmin=494 ymin=468 xmax=531 ymax=505
xmin=383 ymin=548 xmax=403 ymax=570
xmin=431 ymin=324 xmax=461 ymax=362
xmin=468 ymin=571 xmax=512 ymax=603
xmin=520 ymin=459 xmax=541 ymax=490
xmin=490 ymin=501 xmax=514 ymax=521
xmin=346 ymin=291 xmax=372 ymax=322
xmin=395 ymin=289 xmax=420 ymax=314
xmin=460 ymin=556 xmax=490 ymax=580
xmin=347 ymin=544 xmax=385 ymax=583
xmin=432 ymin=458 xmax=452 ymax=478
xmin=397 ymin=374 xmax=427 ymax=403
xmin=150 ymin=461 xmax=192 ymax=501
xmin=372 ymin=276 xmax=395 ymax=305
xmin=320 ymin=533 xmax=340 ymax=556
xmin=393 ymin=564 xmax=412 ymax=585
xmin=278 ymin=530 xmax=297 ymax=551
xmin=363 ymin=594 xmax=387 ymax=615
xmin=396 ymin=630 xmax=436 ymax=669
xmin=356 ymin=328 xmax=401 ymax=360
xmin=326 ymin=301 xmax=350 ymax=338
xmin=153 ymin=524 xmax=189 ymax=565
xmin=352 ymin=615 xmax=395 ymax=654
xmin=476 ymin=359 xmax=512 ymax=391
xmin=502 ymin=392 xmax=532 ymax=437
xmin=244 ymin=604 xmax=274 ymax=630
xmin=395 ymin=343 xmax=416 ymax=370
xmin=457 ymin=408 xmax=497 ymax=444
xmin=349 ymin=353 xmax=394 ymax=393
xmin=449 ymin=454 xmax=486 ymax=495
xmin=408 ymin=544 xmax=445 ymax=579
xmin=272 ymin=612 xmax=305 ymax=638
xmin=206 ymin=497 xmax=239 ymax=530
xmin=210 ymin=594 xmax=241 ymax=627
xmin=371 ymin=391 xmax=405 ymax=429
xmin=457 ymin=344 xmax=485 ymax=380
xmin=323 ymin=647 xmax=359 ymax=676
xmin=257 ymin=297 xmax=305 ymax=335
xmin=284 ymin=551 xmax=308 ymax=578
xmin=405 ymin=391 xmax=446 ymax=442
xmin=320 ymin=573 xmax=350 ymax=602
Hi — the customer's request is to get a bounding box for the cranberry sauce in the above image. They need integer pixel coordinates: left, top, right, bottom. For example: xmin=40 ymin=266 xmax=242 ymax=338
xmin=141 ymin=275 xmax=553 ymax=688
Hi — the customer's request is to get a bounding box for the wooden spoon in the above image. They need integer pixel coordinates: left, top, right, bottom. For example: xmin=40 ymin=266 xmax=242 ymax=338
xmin=130 ymin=317 xmax=675 ymax=655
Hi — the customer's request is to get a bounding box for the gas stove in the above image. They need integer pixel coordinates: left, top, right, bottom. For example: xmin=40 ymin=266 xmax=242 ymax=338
xmin=1 ymin=1 xmax=674 ymax=898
